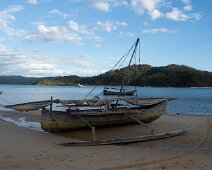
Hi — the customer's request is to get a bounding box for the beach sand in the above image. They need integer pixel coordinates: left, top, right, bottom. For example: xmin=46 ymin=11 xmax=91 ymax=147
xmin=0 ymin=111 xmax=211 ymax=170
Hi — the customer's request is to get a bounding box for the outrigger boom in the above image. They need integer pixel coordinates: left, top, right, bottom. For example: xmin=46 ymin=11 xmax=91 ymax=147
xmin=59 ymin=128 xmax=192 ymax=146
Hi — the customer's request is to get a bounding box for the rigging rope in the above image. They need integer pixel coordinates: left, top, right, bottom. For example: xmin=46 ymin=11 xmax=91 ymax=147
xmin=85 ymin=38 xmax=140 ymax=98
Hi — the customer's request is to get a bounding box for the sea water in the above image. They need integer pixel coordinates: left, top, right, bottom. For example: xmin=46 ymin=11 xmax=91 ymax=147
xmin=0 ymin=84 xmax=212 ymax=131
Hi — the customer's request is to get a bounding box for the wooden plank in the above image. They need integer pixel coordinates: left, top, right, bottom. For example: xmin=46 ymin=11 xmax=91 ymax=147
xmin=5 ymin=99 xmax=60 ymax=112
xmin=59 ymin=128 xmax=192 ymax=146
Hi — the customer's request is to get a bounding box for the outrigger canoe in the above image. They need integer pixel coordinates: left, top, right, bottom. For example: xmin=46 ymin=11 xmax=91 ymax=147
xmin=41 ymin=98 xmax=167 ymax=133
xmin=5 ymin=97 xmax=192 ymax=146
xmin=6 ymin=98 xmax=167 ymax=133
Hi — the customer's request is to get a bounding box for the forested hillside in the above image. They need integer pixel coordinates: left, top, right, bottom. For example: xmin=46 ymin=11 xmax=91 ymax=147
xmin=37 ymin=64 xmax=212 ymax=87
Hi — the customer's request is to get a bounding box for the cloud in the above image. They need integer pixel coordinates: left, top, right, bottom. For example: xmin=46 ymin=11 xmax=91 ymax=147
xmin=131 ymin=0 xmax=144 ymax=15
xmin=61 ymin=55 xmax=107 ymax=76
xmin=25 ymin=25 xmax=81 ymax=42
xmin=18 ymin=61 xmax=64 ymax=77
xmin=0 ymin=43 xmax=105 ymax=77
xmin=130 ymin=0 xmax=202 ymax=21
xmin=0 ymin=44 xmax=7 ymax=52
xmin=69 ymin=20 xmax=79 ymax=31
xmin=189 ymin=13 xmax=202 ymax=20
xmin=166 ymin=8 xmax=189 ymax=21
xmin=80 ymin=69 xmax=102 ymax=76
xmin=0 ymin=5 xmax=26 ymax=37
xmin=0 ymin=5 xmax=23 ymax=29
xmin=68 ymin=20 xmax=93 ymax=35
xmin=131 ymin=0 xmax=163 ymax=20
xmin=67 ymin=55 xmax=93 ymax=67
xmin=150 ymin=8 xmax=164 ymax=20
xmin=93 ymin=0 xmax=128 ymax=12
xmin=132 ymin=0 xmax=161 ymax=13
xmin=182 ymin=0 xmax=190 ymax=4
xmin=3 ymin=27 xmax=26 ymax=37
xmin=49 ymin=9 xmax=68 ymax=18
xmin=85 ymin=35 xmax=102 ymax=42
xmin=184 ymin=5 xmax=192 ymax=11
xmin=142 ymin=28 xmax=176 ymax=34
xmin=67 ymin=20 xmax=103 ymax=43
xmin=120 ymin=31 xmax=135 ymax=37
xmin=113 ymin=1 xmax=128 ymax=7
xmin=166 ymin=8 xmax=201 ymax=21
xmin=31 ymin=21 xmax=46 ymax=26
xmin=25 ymin=21 xmax=102 ymax=45
xmin=96 ymin=21 xmax=127 ymax=32
xmin=0 ymin=44 xmax=64 ymax=77
xmin=94 ymin=2 xmax=110 ymax=12
xmin=26 ymin=0 xmax=38 ymax=5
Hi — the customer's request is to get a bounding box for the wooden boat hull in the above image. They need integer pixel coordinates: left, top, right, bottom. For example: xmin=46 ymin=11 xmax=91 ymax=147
xmin=41 ymin=100 xmax=167 ymax=133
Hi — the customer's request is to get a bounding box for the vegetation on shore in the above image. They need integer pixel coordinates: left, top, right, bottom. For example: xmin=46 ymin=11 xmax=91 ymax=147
xmin=1 ymin=64 xmax=212 ymax=87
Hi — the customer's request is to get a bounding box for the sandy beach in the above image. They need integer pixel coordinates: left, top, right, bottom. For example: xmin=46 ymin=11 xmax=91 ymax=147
xmin=0 ymin=111 xmax=211 ymax=170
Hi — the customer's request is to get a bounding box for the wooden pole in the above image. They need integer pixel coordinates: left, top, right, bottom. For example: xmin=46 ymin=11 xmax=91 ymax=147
xmin=115 ymin=38 xmax=140 ymax=109
xmin=50 ymin=96 xmax=53 ymax=112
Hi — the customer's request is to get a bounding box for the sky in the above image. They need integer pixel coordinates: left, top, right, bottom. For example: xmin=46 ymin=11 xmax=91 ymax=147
xmin=0 ymin=0 xmax=211 ymax=77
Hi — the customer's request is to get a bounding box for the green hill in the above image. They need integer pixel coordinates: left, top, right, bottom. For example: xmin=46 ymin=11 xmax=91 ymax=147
xmin=37 ymin=64 xmax=212 ymax=87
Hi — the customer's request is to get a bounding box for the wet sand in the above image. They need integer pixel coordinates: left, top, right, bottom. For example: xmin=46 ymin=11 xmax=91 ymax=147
xmin=0 ymin=111 xmax=212 ymax=170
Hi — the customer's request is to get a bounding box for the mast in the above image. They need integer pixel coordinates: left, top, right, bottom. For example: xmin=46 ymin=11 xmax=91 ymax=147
xmin=118 ymin=38 xmax=140 ymax=95
xmin=128 ymin=38 xmax=140 ymax=67
xmin=114 ymin=38 xmax=140 ymax=108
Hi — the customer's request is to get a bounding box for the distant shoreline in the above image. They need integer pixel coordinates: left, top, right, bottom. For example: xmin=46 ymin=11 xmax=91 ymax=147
xmin=1 ymin=83 xmax=212 ymax=88
xmin=1 ymin=64 xmax=212 ymax=87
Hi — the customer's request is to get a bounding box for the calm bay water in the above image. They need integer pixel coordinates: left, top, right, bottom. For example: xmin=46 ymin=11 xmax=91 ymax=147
xmin=0 ymin=84 xmax=212 ymax=115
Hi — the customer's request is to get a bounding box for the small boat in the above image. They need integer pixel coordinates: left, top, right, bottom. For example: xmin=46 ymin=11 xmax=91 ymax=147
xmin=103 ymin=87 xmax=136 ymax=95
xmin=0 ymin=91 xmax=3 ymax=94
xmin=76 ymin=84 xmax=86 ymax=87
